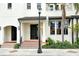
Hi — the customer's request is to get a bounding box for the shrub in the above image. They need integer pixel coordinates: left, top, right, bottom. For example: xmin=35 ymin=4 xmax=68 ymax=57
xmin=42 ymin=45 xmax=51 ymax=48
xmin=46 ymin=37 xmax=55 ymax=45
xmin=72 ymin=43 xmax=79 ymax=48
xmin=62 ymin=40 xmax=72 ymax=48
xmin=55 ymin=40 xmax=62 ymax=48
xmin=14 ymin=44 xmax=20 ymax=49
xmin=75 ymin=38 xmax=79 ymax=45
xmin=42 ymin=37 xmax=79 ymax=49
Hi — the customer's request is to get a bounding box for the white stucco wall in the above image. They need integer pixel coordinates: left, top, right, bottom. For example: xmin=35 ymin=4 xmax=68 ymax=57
xmin=22 ymin=23 xmax=30 ymax=41
xmin=22 ymin=20 xmax=44 ymax=41
xmin=0 ymin=1 xmax=77 ymax=44
xmin=43 ymin=18 xmax=72 ymax=43
xmin=4 ymin=26 xmax=11 ymax=42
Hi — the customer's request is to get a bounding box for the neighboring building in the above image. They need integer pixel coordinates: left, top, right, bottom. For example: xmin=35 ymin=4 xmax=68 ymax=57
xmin=0 ymin=0 xmax=78 ymax=48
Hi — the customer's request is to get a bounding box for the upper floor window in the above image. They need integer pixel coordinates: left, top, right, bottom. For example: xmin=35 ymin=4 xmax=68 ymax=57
xmin=61 ymin=3 xmax=73 ymax=10
xmin=27 ymin=3 xmax=31 ymax=9
xmin=65 ymin=3 xmax=73 ymax=10
xmin=8 ymin=3 xmax=12 ymax=9
xmin=46 ymin=3 xmax=54 ymax=11
xmin=55 ymin=3 xmax=59 ymax=10
xmin=37 ymin=3 xmax=41 ymax=10
xmin=46 ymin=3 xmax=60 ymax=11
xmin=49 ymin=5 xmax=53 ymax=11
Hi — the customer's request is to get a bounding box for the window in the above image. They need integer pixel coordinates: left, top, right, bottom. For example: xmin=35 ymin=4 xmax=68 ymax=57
xmin=64 ymin=20 xmax=68 ymax=34
xmin=66 ymin=3 xmax=73 ymax=10
xmin=57 ymin=21 xmax=61 ymax=34
xmin=55 ymin=4 xmax=59 ymax=10
xmin=64 ymin=28 xmax=68 ymax=34
xmin=49 ymin=5 xmax=53 ymax=11
xmin=50 ymin=21 xmax=55 ymax=34
xmin=56 ymin=21 xmax=68 ymax=35
xmin=46 ymin=3 xmax=54 ymax=11
xmin=37 ymin=3 xmax=41 ymax=10
xmin=50 ymin=20 xmax=68 ymax=35
xmin=27 ymin=3 xmax=31 ymax=9
xmin=8 ymin=3 xmax=12 ymax=9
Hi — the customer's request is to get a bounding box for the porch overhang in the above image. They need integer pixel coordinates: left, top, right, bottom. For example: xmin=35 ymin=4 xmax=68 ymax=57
xmin=49 ymin=16 xmax=72 ymax=20
xmin=71 ymin=15 xmax=79 ymax=19
xmin=18 ymin=16 xmax=46 ymax=22
xmin=49 ymin=15 xmax=79 ymax=20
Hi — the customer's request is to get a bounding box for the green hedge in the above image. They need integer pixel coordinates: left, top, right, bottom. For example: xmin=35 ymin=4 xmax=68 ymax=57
xmin=42 ymin=37 xmax=79 ymax=49
xmin=14 ymin=44 xmax=20 ymax=49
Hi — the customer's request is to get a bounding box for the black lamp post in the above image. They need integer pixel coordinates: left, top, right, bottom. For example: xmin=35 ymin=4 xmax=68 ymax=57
xmin=37 ymin=6 xmax=42 ymax=53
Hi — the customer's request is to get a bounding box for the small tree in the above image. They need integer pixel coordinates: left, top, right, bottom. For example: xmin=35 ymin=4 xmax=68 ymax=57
xmin=69 ymin=23 xmax=79 ymax=41
xmin=74 ymin=3 xmax=79 ymax=40
xmin=61 ymin=3 xmax=66 ymax=42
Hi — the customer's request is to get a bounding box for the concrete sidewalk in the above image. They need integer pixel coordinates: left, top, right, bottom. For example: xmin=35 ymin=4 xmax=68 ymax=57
xmin=0 ymin=48 xmax=79 ymax=56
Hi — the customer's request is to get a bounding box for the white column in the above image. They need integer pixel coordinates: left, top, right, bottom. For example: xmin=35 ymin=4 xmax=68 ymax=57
xmin=46 ymin=16 xmax=50 ymax=38
xmin=42 ymin=22 xmax=46 ymax=42
xmin=16 ymin=26 xmax=20 ymax=43
xmin=0 ymin=27 xmax=4 ymax=45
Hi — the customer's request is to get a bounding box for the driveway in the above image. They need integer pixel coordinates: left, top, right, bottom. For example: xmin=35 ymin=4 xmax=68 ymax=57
xmin=0 ymin=48 xmax=79 ymax=56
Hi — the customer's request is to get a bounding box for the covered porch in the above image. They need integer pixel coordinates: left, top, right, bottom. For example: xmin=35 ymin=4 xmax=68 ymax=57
xmin=18 ymin=16 xmax=46 ymax=48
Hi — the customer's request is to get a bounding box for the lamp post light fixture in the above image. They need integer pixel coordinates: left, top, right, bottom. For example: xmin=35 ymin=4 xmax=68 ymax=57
xmin=37 ymin=5 xmax=42 ymax=53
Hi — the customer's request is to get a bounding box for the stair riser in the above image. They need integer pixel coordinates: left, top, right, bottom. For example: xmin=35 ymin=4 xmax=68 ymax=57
xmin=21 ymin=41 xmax=39 ymax=48
xmin=1 ymin=43 xmax=16 ymax=48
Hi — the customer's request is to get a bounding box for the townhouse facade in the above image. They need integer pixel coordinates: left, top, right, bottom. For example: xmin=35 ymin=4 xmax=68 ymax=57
xmin=0 ymin=0 xmax=78 ymax=48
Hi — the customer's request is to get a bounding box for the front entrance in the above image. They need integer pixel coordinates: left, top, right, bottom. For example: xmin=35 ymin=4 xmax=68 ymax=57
xmin=4 ymin=26 xmax=17 ymax=42
xmin=30 ymin=24 xmax=38 ymax=39
xmin=11 ymin=26 xmax=17 ymax=41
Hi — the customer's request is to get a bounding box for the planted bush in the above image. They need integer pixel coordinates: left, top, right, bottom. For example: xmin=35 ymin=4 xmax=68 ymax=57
xmin=46 ymin=37 xmax=55 ymax=45
xmin=42 ymin=45 xmax=52 ymax=48
xmin=55 ymin=40 xmax=62 ymax=48
xmin=42 ymin=37 xmax=79 ymax=49
xmin=75 ymin=38 xmax=79 ymax=45
xmin=14 ymin=44 xmax=20 ymax=49
xmin=62 ymin=40 xmax=72 ymax=48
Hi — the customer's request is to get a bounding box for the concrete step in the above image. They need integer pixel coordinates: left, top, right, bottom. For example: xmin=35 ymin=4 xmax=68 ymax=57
xmin=1 ymin=42 xmax=16 ymax=48
xmin=21 ymin=40 xmax=39 ymax=48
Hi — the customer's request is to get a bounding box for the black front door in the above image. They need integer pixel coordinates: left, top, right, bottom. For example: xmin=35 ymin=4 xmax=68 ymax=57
xmin=11 ymin=26 xmax=17 ymax=41
xmin=30 ymin=24 xmax=38 ymax=39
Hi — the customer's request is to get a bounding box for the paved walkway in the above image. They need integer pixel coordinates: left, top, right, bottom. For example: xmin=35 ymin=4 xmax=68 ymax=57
xmin=0 ymin=48 xmax=79 ymax=56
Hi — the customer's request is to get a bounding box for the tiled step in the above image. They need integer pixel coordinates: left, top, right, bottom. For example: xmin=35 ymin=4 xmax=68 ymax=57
xmin=1 ymin=42 xmax=16 ymax=48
